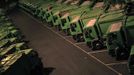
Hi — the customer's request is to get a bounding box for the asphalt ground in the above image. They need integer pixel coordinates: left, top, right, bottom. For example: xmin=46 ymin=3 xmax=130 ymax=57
xmin=9 ymin=9 xmax=129 ymax=75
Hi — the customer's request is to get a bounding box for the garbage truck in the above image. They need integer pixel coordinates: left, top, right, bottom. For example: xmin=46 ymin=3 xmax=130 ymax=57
xmin=106 ymin=1 xmax=134 ymax=60
xmin=69 ymin=2 xmax=104 ymax=42
xmin=83 ymin=9 xmax=123 ymax=50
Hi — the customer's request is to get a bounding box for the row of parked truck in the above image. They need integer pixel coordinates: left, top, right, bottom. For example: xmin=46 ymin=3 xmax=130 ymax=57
xmin=18 ymin=0 xmax=134 ymax=74
xmin=0 ymin=9 xmax=43 ymax=75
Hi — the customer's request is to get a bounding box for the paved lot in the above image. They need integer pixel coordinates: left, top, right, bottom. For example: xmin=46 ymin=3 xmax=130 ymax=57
xmin=9 ymin=9 xmax=129 ymax=75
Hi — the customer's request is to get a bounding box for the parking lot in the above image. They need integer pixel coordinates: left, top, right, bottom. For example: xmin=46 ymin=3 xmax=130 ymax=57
xmin=9 ymin=9 xmax=129 ymax=75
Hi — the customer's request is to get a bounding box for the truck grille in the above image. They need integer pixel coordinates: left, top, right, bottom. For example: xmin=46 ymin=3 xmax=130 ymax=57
xmin=61 ymin=19 xmax=66 ymax=26
xmin=70 ymin=23 xmax=76 ymax=32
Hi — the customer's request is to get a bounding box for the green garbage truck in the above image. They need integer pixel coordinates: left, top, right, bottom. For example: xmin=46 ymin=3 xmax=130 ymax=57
xmin=83 ymin=10 xmax=123 ymax=50
xmin=69 ymin=7 xmax=103 ymax=42
xmin=59 ymin=0 xmax=94 ymax=34
xmin=41 ymin=0 xmax=82 ymax=23
xmin=48 ymin=0 xmax=90 ymax=30
xmin=106 ymin=1 xmax=134 ymax=60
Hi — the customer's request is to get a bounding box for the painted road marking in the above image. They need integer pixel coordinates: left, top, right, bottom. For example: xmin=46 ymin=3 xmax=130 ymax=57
xmin=89 ymin=49 xmax=107 ymax=54
xmin=106 ymin=62 xmax=128 ymax=66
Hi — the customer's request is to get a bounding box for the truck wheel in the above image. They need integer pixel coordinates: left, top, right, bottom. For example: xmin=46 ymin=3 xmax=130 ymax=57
xmin=76 ymin=35 xmax=81 ymax=42
xmin=47 ymin=22 xmax=53 ymax=27
xmin=57 ymin=25 xmax=61 ymax=31
xmin=115 ymin=47 xmax=127 ymax=60
xmin=91 ymin=40 xmax=104 ymax=50
xmin=109 ymin=49 xmax=116 ymax=57
xmin=66 ymin=28 xmax=70 ymax=36
xmin=63 ymin=29 xmax=70 ymax=36
xmin=115 ymin=47 xmax=122 ymax=60
xmin=115 ymin=47 xmax=129 ymax=60
xmin=86 ymin=42 xmax=91 ymax=47
xmin=76 ymin=34 xmax=84 ymax=42
xmin=73 ymin=35 xmax=77 ymax=40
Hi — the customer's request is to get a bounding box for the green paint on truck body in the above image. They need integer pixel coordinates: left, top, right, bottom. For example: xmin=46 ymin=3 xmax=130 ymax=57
xmin=106 ymin=14 xmax=134 ymax=60
xmin=83 ymin=10 xmax=123 ymax=50
xmin=69 ymin=8 xmax=102 ymax=42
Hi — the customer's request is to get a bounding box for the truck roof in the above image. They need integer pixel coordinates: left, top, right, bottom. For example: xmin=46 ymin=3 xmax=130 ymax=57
xmin=109 ymin=22 xmax=122 ymax=33
xmin=70 ymin=16 xmax=80 ymax=23
xmin=61 ymin=13 xmax=70 ymax=19
xmin=86 ymin=18 xmax=97 ymax=27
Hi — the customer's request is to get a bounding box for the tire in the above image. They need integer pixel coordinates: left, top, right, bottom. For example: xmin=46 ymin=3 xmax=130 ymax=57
xmin=91 ymin=39 xmax=104 ymax=50
xmin=115 ymin=47 xmax=121 ymax=60
xmin=72 ymin=35 xmax=77 ymax=40
xmin=57 ymin=25 xmax=61 ymax=31
xmin=75 ymin=34 xmax=84 ymax=42
xmin=66 ymin=28 xmax=70 ymax=36
xmin=46 ymin=21 xmax=53 ymax=27
xmin=76 ymin=35 xmax=81 ymax=42
xmin=86 ymin=42 xmax=91 ymax=47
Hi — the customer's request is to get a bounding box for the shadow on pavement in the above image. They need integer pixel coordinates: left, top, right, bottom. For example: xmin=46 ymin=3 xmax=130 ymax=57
xmin=43 ymin=67 xmax=55 ymax=75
